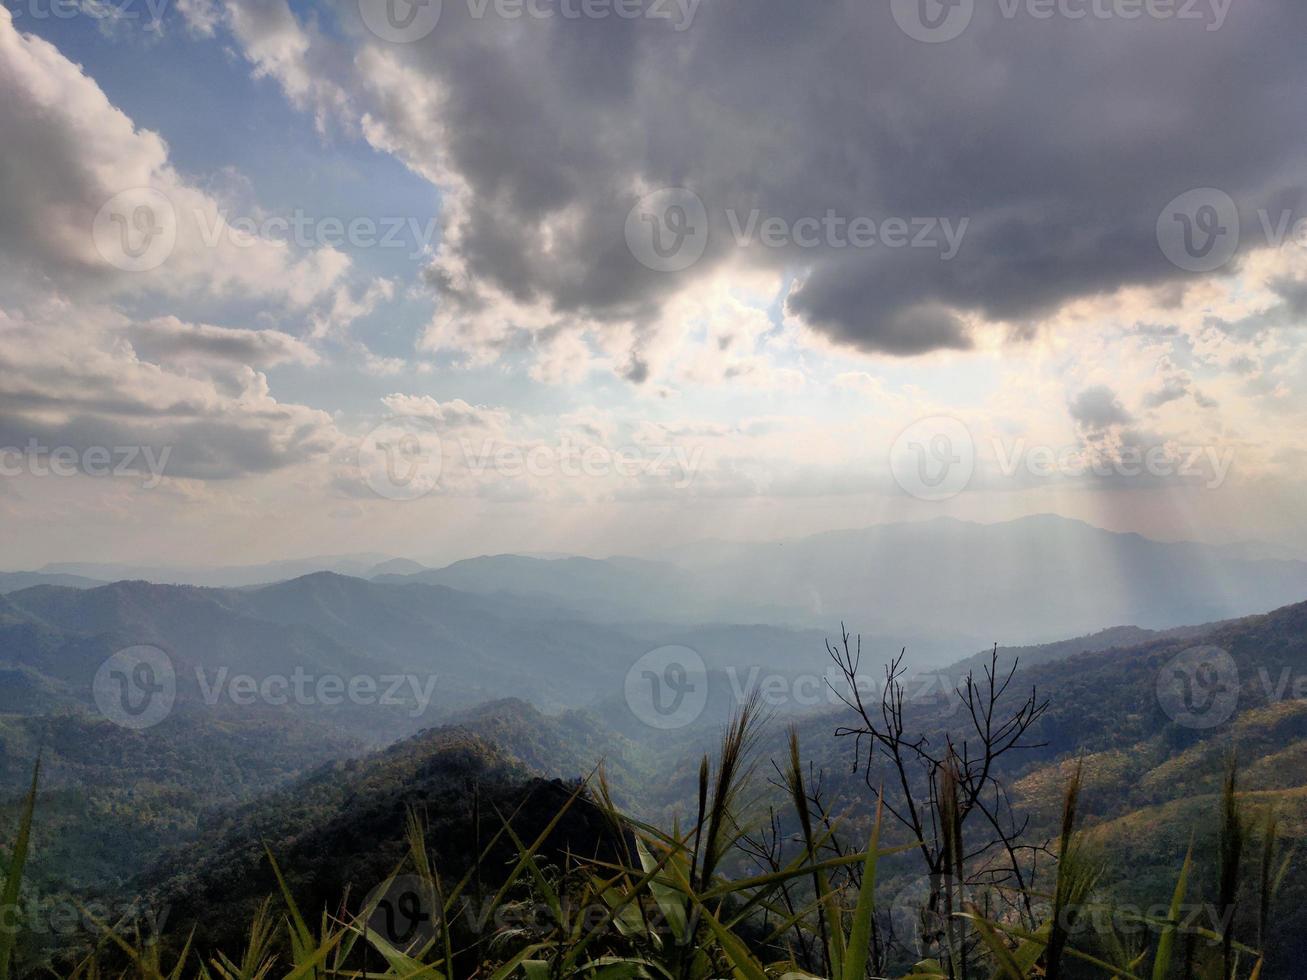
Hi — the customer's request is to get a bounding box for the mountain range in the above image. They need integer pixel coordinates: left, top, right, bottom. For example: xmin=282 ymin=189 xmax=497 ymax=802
xmin=7 ymin=514 xmax=1307 ymax=974
xmin=30 ymin=593 xmax=1300 ymax=973
xmin=14 ymin=516 xmax=1307 ymax=656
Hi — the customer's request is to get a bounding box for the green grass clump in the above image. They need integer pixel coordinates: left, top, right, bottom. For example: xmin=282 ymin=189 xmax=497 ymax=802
xmin=0 ymin=720 xmax=1289 ymax=980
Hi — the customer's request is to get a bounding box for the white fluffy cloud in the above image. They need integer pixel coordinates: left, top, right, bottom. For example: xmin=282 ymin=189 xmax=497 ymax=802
xmin=0 ymin=303 xmax=341 ymax=480
xmin=0 ymin=9 xmax=380 ymax=489
xmin=0 ymin=5 xmax=351 ymax=308
xmin=126 ymin=316 xmax=321 ymax=368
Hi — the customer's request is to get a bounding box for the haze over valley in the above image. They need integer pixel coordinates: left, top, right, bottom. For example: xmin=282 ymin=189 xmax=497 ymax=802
xmin=6 ymin=0 xmax=1307 ymax=976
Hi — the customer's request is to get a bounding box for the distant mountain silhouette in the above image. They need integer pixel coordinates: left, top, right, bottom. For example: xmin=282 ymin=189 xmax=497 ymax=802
xmin=27 ymin=517 xmax=1307 ymax=654
xmin=0 ymin=571 xmax=104 ymax=593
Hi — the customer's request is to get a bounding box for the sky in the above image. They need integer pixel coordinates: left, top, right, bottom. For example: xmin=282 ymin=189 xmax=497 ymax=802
xmin=2 ymin=0 xmax=1307 ymax=568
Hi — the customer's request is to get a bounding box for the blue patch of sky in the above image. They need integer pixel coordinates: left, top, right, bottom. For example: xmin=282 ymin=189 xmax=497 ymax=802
xmin=18 ymin=6 xmax=441 ymax=347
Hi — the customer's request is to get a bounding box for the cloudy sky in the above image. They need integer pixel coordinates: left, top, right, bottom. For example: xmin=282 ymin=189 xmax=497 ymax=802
xmin=2 ymin=0 xmax=1307 ymax=568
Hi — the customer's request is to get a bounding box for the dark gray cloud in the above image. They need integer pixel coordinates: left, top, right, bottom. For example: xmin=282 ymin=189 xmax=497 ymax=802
xmin=1143 ymin=377 xmax=1191 ymax=408
xmin=1269 ymin=276 xmax=1307 ymax=317
xmin=1069 ymin=385 xmax=1133 ymax=433
xmin=624 ymin=354 xmax=650 ymax=384
xmin=0 ymin=411 xmax=334 ymax=480
xmin=314 ymin=0 xmax=1307 ymax=359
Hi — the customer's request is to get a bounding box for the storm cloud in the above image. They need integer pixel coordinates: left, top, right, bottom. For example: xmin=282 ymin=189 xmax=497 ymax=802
xmin=183 ymin=0 xmax=1307 ymax=362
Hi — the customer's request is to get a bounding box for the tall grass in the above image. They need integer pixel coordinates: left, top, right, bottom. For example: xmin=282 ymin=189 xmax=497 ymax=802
xmin=0 ymin=733 xmax=1288 ymax=979
xmin=0 ymin=759 xmax=39 ymax=980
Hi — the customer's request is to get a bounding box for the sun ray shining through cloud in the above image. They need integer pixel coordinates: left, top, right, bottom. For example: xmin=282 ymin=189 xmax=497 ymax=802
xmin=2 ymin=0 xmax=1307 ymax=568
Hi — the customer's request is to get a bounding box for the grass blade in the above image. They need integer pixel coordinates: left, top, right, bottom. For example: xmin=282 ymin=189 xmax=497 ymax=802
xmin=1151 ymin=839 xmax=1193 ymax=980
xmin=841 ymin=794 xmax=882 ymax=980
xmin=0 ymin=758 xmax=39 ymax=980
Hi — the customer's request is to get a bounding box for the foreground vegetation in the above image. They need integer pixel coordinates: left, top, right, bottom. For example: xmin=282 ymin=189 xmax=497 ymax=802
xmin=0 ymin=690 xmax=1292 ymax=980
